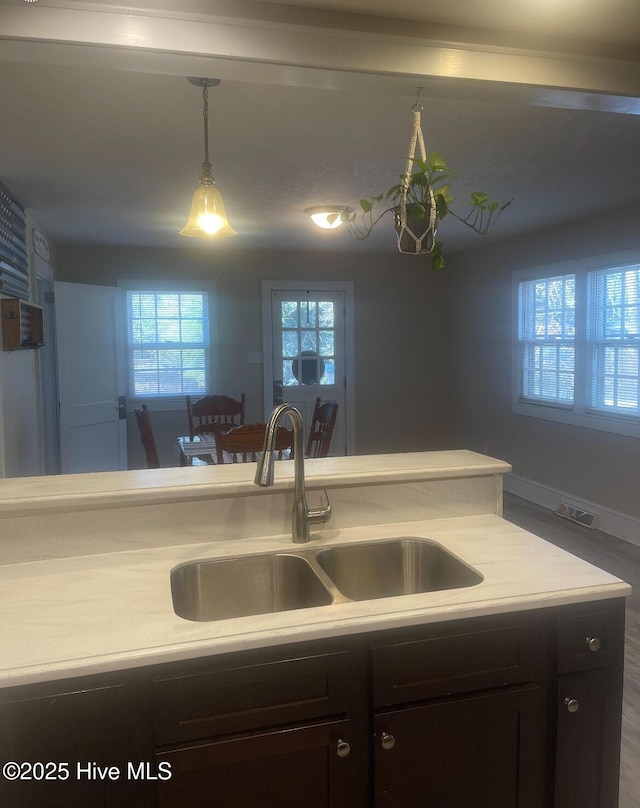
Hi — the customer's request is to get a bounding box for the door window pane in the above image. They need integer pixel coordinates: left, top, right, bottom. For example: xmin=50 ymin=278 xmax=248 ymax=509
xmin=279 ymin=299 xmax=337 ymax=387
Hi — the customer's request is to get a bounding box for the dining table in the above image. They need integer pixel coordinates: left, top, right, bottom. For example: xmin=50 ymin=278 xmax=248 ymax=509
xmin=177 ymin=433 xmax=219 ymax=465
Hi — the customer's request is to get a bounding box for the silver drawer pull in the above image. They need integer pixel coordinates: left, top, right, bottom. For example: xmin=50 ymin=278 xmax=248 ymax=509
xmin=586 ymin=636 xmax=601 ymax=652
xmin=381 ymin=732 xmax=396 ymax=750
xmin=336 ymin=739 xmax=351 ymax=758
xmin=564 ymin=697 xmax=580 ymax=713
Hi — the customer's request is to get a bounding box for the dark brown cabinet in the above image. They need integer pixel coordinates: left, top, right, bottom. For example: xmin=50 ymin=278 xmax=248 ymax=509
xmin=0 ymin=598 xmax=625 ymax=808
xmin=157 ymin=719 xmax=356 ymax=808
xmin=554 ymin=605 xmax=626 ymax=808
xmin=151 ymin=645 xmax=367 ymax=808
xmin=374 ymin=686 xmax=546 ymax=808
xmin=0 ymin=678 xmax=133 ymax=808
xmin=370 ymin=618 xmax=550 ymax=808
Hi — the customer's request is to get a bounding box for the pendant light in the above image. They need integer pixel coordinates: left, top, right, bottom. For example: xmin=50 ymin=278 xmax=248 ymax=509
xmin=180 ymin=78 xmax=236 ymax=239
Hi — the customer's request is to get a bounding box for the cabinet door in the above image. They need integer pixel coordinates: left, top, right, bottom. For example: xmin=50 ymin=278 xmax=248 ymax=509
xmin=374 ymin=685 xmax=547 ymax=808
xmin=555 ymin=668 xmax=622 ymax=808
xmin=157 ymin=718 xmax=360 ymax=808
xmin=0 ymin=683 xmax=131 ymax=808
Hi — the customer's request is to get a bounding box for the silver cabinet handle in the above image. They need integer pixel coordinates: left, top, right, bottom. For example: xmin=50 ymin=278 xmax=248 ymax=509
xmin=336 ymin=739 xmax=351 ymax=758
xmin=381 ymin=732 xmax=396 ymax=750
xmin=586 ymin=636 xmax=601 ymax=652
xmin=564 ymin=697 xmax=580 ymax=713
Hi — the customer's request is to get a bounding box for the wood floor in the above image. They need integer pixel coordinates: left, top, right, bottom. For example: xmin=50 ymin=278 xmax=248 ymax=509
xmin=503 ymin=492 xmax=640 ymax=808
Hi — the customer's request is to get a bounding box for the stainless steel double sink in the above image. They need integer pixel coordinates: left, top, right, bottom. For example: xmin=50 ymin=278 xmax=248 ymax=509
xmin=171 ymin=538 xmax=483 ymax=622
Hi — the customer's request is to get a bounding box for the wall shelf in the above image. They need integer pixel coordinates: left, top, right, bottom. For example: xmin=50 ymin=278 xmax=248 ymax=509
xmin=1 ymin=297 xmax=45 ymax=351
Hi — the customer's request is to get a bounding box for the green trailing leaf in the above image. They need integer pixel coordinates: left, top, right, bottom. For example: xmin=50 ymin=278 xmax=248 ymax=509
xmin=470 ymin=191 xmax=488 ymax=206
xmin=435 ymin=195 xmax=449 ymax=218
xmin=430 ymin=240 xmax=445 ymax=271
xmin=429 ymin=152 xmax=447 ymax=172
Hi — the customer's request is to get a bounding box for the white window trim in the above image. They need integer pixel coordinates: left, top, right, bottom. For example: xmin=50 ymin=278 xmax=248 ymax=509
xmin=118 ymin=279 xmax=218 ymax=412
xmin=512 ymin=249 xmax=640 ymax=439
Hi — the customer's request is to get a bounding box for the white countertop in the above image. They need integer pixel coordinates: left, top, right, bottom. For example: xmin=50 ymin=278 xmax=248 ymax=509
xmin=0 ymin=450 xmax=510 ymax=516
xmin=0 ymin=513 xmax=630 ymax=688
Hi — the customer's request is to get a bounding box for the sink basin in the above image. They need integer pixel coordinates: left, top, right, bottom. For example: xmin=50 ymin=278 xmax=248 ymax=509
xmin=171 ymin=537 xmax=483 ymax=622
xmin=171 ymin=553 xmax=333 ymax=622
xmin=315 ymin=538 xmax=483 ymax=601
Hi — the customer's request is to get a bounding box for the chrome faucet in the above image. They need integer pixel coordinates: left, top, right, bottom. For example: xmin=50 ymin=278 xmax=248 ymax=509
xmin=255 ymin=403 xmax=331 ymax=543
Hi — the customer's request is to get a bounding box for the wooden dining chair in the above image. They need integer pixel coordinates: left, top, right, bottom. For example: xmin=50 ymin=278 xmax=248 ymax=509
xmin=134 ymin=404 xmax=160 ymax=469
xmin=218 ymin=422 xmax=294 ymax=463
xmin=305 ymin=397 xmax=339 ymax=458
xmin=186 ymin=393 xmax=246 ymax=440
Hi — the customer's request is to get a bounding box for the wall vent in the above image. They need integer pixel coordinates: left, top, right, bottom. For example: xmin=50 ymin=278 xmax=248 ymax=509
xmin=554 ymin=502 xmax=598 ymax=529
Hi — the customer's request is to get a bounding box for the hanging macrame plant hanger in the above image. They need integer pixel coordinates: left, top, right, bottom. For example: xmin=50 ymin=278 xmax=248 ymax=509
xmin=395 ymin=96 xmax=438 ymax=255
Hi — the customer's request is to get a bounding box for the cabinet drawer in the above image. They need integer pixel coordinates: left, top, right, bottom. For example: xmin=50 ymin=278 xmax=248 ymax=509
xmin=372 ymin=621 xmax=546 ymax=707
xmin=153 ymin=649 xmax=352 ymax=745
xmin=556 ymin=607 xmax=624 ymax=674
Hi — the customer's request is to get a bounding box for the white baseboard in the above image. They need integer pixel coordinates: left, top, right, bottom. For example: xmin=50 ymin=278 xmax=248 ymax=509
xmin=504 ymin=473 xmax=640 ymax=549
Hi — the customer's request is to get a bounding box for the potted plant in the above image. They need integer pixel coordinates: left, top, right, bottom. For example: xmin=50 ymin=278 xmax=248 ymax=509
xmin=338 ymin=151 xmax=514 ymax=271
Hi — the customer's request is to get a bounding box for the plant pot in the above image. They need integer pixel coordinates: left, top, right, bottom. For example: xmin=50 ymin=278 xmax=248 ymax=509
xmin=393 ymin=204 xmax=437 ymax=255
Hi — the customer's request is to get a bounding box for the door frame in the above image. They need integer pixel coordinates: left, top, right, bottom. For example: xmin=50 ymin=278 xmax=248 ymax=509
xmin=261 ymin=280 xmax=356 ymax=455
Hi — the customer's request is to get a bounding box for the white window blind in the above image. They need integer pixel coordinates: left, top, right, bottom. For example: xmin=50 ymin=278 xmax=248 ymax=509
xmin=518 ymin=274 xmax=575 ymax=404
xmin=0 ymin=180 xmax=29 ymax=300
xmin=126 ymin=290 xmax=209 ymax=397
xmin=588 ymin=266 xmax=640 ymax=415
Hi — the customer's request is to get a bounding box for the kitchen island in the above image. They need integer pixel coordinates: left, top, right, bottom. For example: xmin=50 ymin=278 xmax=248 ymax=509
xmin=0 ymin=451 xmax=631 ymax=807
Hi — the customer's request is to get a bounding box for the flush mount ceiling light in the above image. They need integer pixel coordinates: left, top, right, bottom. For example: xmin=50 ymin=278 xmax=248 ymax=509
xmin=305 ymin=207 xmax=345 ymax=230
xmin=180 ymin=78 xmax=236 ymax=239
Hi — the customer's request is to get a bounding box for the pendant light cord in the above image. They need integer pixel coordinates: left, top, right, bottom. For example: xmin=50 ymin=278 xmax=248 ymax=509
xmin=202 ymin=83 xmax=210 ymax=170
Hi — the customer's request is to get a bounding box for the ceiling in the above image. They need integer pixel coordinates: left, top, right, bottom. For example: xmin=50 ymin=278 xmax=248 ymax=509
xmin=0 ymin=0 xmax=639 ymax=258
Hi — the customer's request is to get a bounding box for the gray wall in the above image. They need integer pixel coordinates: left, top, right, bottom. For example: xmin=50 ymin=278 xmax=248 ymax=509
xmin=448 ymin=201 xmax=640 ymax=520
xmin=56 ymin=244 xmax=452 ymax=466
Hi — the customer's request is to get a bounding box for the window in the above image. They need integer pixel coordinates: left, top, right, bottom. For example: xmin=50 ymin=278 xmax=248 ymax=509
xmin=125 ymin=288 xmax=211 ymax=398
xmin=518 ymin=275 xmax=575 ymax=405
xmin=589 ymin=266 xmax=640 ymax=415
xmin=514 ymin=256 xmax=640 ymax=437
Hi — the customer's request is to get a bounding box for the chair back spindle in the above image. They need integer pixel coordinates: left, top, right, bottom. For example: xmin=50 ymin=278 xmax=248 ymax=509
xmin=186 ymin=393 xmax=246 ymax=440
xmin=305 ymin=397 xmax=339 ymax=458
xmin=134 ymin=404 xmax=160 ymax=469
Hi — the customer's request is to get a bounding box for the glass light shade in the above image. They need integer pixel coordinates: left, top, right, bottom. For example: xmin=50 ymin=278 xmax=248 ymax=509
xmin=306 ymin=207 xmax=344 ymax=230
xmin=180 ymin=181 xmax=236 ymax=238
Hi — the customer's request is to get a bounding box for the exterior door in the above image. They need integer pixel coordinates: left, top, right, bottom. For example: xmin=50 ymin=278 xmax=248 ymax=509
xmin=262 ymin=282 xmax=355 ymax=455
xmin=55 ymin=281 xmax=127 ymax=474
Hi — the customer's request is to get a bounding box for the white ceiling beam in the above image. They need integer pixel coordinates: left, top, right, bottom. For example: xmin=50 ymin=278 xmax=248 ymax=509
xmin=1 ymin=4 xmax=639 ymax=113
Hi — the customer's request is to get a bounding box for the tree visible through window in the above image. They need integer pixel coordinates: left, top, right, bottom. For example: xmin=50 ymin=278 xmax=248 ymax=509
xmin=126 ymin=291 xmax=209 ymax=397
xmin=518 ymin=274 xmax=575 ymax=404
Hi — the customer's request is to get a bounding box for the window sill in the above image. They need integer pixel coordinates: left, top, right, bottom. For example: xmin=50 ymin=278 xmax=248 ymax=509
xmin=512 ymin=401 xmax=640 ymax=439
xmin=127 ymin=397 xmax=191 ymax=413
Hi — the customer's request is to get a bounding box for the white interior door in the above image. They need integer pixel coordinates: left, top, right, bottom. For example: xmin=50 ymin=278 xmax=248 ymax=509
xmin=262 ymin=282 xmax=355 ymax=455
xmin=55 ymin=281 xmax=127 ymax=474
